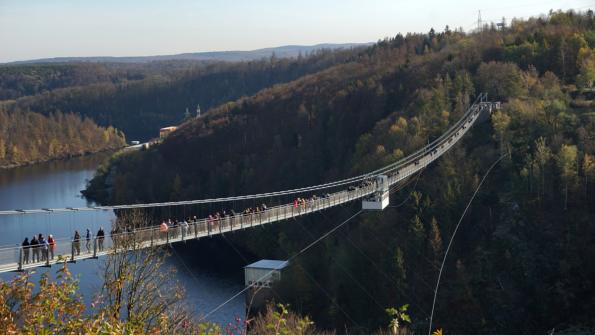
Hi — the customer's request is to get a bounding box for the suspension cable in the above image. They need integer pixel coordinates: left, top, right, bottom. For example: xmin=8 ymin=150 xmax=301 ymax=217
xmin=428 ymin=153 xmax=506 ymax=335
xmin=200 ymin=208 xmax=363 ymax=321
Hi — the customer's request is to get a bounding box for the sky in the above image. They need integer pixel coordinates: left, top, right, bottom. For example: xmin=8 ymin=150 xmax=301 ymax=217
xmin=0 ymin=0 xmax=592 ymax=63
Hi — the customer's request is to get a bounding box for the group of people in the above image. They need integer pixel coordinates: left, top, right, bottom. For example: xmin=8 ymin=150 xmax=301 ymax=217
xmin=159 ymin=218 xmax=191 ymax=238
xmin=20 ymin=226 xmax=106 ymax=264
xmin=159 ymin=197 xmax=331 ymax=236
xmin=293 ymin=194 xmax=330 ymax=212
xmin=19 ymin=191 xmax=353 ymax=264
xmin=21 ymin=233 xmax=55 ymax=264
xmin=18 ymin=195 xmax=334 ymax=265
xmin=156 ymin=202 xmax=271 ymax=239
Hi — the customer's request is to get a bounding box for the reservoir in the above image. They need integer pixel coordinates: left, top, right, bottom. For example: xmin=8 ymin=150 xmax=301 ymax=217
xmin=0 ymin=153 xmax=244 ymax=325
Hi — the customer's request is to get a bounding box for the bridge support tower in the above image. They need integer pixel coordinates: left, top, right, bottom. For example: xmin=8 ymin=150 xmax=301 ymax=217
xmin=362 ymin=175 xmax=389 ymax=210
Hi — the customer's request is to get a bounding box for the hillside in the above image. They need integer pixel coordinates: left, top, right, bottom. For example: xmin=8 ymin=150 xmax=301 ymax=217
xmin=3 ymin=48 xmax=363 ymax=141
xmin=0 ymin=61 xmax=218 ymax=100
xmin=0 ymin=107 xmax=125 ymax=168
xmin=85 ymin=11 xmax=595 ymax=334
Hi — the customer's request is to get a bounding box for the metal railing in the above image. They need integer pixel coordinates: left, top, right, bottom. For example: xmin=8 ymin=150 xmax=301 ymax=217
xmin=0 ymin=183 xmax=378 ymax=273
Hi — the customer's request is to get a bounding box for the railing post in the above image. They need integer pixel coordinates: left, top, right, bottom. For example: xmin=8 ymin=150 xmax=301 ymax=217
xmin=151 ymin=228 xmax=155 ymax=247
xmin=208 ymin=220 xmax=211 ymax=237
xmin=166 ymin=229 xmax=170 ymax=244
xmin=71 ymin=241 xmax=75 ymax=262
xmin=194 ymin=221 xmax=198 ymax=239
xmin=18 ymin=247 xmax=23 ymax=271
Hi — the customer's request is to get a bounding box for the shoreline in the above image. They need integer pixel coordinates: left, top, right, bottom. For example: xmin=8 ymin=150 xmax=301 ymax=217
xmin=0 ymin=146 xmax=123 ymax=170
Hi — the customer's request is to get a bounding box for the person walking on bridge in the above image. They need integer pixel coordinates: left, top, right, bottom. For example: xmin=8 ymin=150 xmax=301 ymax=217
xmin=38 ymin=234 xmax=48 ymax=262
xmin=160 ymin=221 xmax=169 ymax=241
xmin=73 ymin=230 xmax=81 ymax=256
xmin=48 ymin=234 xmax=55 ymax=260
xmin=21 ymin=237 xmax=30 ymax=264
xmin=172 ymin=219 xmax=179 ymax=239
xmin=193 ymin=216 xmax=199 ymax=233
xmin=97 ymin=227 xmax=105 ymax=252
xmin=207 ymin=215 xmax=214 ymax=230
xmin=181 ymin=218 xmax=189 ymax=238
xmin=85 ymin=229 xmax=91 ymax=253
xmin=30 ymin=235 xmax=39 ymax=263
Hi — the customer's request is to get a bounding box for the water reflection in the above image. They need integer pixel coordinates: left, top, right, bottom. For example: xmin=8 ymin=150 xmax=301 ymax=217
xmin=0 ymin=153 xmax=115 ymax=247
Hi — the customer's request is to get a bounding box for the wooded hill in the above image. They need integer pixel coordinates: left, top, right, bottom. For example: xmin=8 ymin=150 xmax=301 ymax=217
xmin=86 ymin=11 xmax=595 ymax=334
xmin=0 ymin=47 xmax=365 ymax=168
xmin=0 ymin=61 xmax=198 ymax=167
xmin=0 ymin=107 xmax=125 ymax=168
xmin=2 ymin=48 xmax=363 ymax=141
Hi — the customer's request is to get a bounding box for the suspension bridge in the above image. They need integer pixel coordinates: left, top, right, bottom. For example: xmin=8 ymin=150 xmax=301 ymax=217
xmin=0 ymin=94 xmax=499 ymax=273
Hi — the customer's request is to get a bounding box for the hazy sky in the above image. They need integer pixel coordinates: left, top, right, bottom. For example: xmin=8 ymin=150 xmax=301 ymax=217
xmin=0 ymin=0 xmax=592 ymax=62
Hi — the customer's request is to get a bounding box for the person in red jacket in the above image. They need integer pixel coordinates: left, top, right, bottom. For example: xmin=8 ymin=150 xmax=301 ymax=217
xmin=47 ymin=234 xmax=55 ymax=260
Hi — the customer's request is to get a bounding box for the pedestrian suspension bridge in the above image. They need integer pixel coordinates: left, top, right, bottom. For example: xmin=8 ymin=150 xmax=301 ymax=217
xmin=0 ymin=94 xmax=499 ymax=273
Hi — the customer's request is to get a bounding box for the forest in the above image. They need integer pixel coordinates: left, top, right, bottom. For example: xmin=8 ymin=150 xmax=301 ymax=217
xmin=0 ymin=60 xmax=224 ymax=100
xmin=2 ymin=48 xmax=362 ymax=141
xmin=0 ymin=46 xmax=364 ymax=168
xmin=0 ymin=62 xmax=177 ymax=167
xmin=82 ymin=10 xmax=595 ymax=334
xmin=0 ymin=106 xmax=125 ymax=168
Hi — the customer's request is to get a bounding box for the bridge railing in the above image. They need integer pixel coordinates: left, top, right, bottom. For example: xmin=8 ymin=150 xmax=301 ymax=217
xmin=370 ymin=93 xmax=493 ymax=180
xmin=0 ymin=182 xmax=379 ymax=272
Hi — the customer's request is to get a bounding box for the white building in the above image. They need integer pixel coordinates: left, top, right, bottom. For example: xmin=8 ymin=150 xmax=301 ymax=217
xmin=244 ymin=259 xmax=289 ymax=288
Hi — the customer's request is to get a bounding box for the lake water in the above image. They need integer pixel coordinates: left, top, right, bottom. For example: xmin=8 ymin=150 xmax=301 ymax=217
xmin=0 ymin=153 xmax=244 ymax=326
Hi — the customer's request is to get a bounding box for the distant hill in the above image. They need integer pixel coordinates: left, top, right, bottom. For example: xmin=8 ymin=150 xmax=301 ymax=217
xmin=5 ymin=43 xmax=372 ymax=65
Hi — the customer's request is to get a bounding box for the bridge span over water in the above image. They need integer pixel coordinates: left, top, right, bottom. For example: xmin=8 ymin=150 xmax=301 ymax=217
xmin=0 ymin=94 xmax=499 ymax=273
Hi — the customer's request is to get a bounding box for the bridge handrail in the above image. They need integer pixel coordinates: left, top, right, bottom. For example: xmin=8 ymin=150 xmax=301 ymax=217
xmin=366 ymin=93 xmax=487 ymax=178
xmin=0 ymin=188 xmax=363 ymax=252
xmin=0 ymin=183 xmax=380 ymax=272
